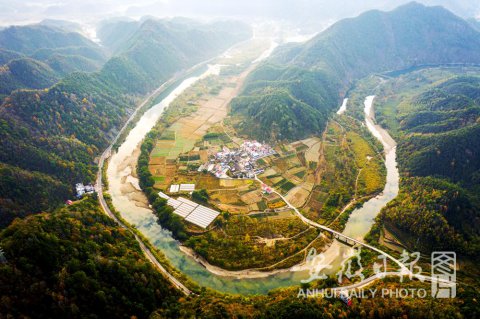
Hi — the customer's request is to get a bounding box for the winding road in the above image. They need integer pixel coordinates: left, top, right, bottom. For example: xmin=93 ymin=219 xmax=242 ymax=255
xmin=256 ymin=174 xmax=454 ymax=290
xmin=254 ymin=94 xmax=455 ymax=291
xmin=94 ymin=40 xmax=454 ymax=296
xmin=94 ymin=60 xmax=219 ymax=296
xmin=255 ymin=175 xmax=410 ymax=274
xmin=97 ymin=157 xmax=192 ymax=295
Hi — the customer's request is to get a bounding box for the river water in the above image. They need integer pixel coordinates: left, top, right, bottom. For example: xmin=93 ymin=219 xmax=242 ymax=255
xmin=344 ymin=95 xmax=398 ymax=240
xmin=107 ymin=57 xmax=399 ymax=295
xmin=315 ymin=96 xmax=400 ymax=273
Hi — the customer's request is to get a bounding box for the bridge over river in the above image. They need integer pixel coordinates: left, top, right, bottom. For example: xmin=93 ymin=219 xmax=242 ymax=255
xmin=97 ymin=35 xmax=454 ymax=295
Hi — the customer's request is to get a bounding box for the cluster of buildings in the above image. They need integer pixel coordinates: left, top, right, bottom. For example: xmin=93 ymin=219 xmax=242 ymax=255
xmin=198 ymin=140 xmax=275 ymax=179
xmin=75 ymin=183 xmax=95 ymax=198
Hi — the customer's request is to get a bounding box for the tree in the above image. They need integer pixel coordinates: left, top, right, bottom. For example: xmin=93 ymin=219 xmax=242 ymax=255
xmin=192 ymin=189 xmax=209 ymax=204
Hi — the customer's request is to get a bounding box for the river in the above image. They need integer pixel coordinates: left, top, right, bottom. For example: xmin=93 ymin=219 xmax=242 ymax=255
xmin=311 ymin=95 xmax=400 ymax=274
xmin=106 ymin=51 xmax=399 ymax=295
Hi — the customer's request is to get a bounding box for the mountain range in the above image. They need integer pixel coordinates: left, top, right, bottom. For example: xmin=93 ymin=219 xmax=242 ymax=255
xmin=232 ymin=2 xmax=480 ymax=141
xmin=0 ymin=24 xmax=107 ymax=97
xmin=0 ymin=18 xmax=250 ymax=228
xmin=1 ymin=3 xmax=480 ymax=318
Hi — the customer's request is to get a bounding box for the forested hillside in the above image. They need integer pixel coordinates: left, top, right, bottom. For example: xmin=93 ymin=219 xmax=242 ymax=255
xmin=97 ymin=18 xmax=142 ymax=54
xmin=37 ymin=19 xmax=84 ymax=33
xmin=0 ymin=58 xmax=60 ymax=95
xmin=370 ymin=73 xmax=480 ymax=256
xmin=232 ymin=2 xmax=480 ymax=141
xmin=378 ymin=176 xmax=480 ymax=255
xmin=398 ymin=76 xmax=480 ymax=187
xmin=0 ymin=197 xmax=181 ymax=318
xmin=0 ymin=25 xmax=96 ymax=54
xmin=0 ymin=49 xmax=22 ymax=64
xmin=0 ymin=25 xmax=107 ymax=96
xmin=0 ymin=19 xmax=251 ymax=228
xmin=0 ymin=198 xmax=473 ymax=318
xmin=468 ymin=18 xmax=480 ymax=32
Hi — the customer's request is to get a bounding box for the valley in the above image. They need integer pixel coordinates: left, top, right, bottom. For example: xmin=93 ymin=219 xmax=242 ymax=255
xmin=357 ymin=67 xmax=480 ymax=258
xmin=0 ymin=18 xmax=250 ymax=228
xmin=101 ymin=5 xmax=480 ymax=300
xmin=2 ymin=2 xmax=480 ymax=318
xmin=101 ymin=30 xmax=408 ymax=295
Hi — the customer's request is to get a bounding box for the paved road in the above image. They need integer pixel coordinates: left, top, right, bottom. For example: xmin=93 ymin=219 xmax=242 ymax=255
xmin=254 ymin=176 xmax=410 ymax=274
xmin=93 ymin=61 xmax=217 ymax=296
xmin=256 ymin=176 xmax=457 ymax=291
xmin=96 ymin=166 xmax=192 ymax=295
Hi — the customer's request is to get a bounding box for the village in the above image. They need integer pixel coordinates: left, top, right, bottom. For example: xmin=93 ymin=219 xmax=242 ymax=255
xmin=197 ymin=140 xmax=275 ymax=179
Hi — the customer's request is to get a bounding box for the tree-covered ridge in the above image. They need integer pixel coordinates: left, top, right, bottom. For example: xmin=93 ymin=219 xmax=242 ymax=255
xmin=0 ymin=163 xmax=71 ymax=228
xmin=0 ymin=25 xmax=97 ymax=55
xmin=0 ymin=25 xmax=108 ymax=96
xmin=468 ymin=18 xmax=480 ymax=32
xmin=365 ymin=70 xmax=480 ymax=257
xmin=0 ymin=58 xmax=60 ymax=95
xmin=231 ymin=86 xmax=331 ymax=141
xmin=378 ymin=176 xmax=480 ymax=256
xmin=0 ymin=19 xmax=251 ymax=228
xmin=230 ymin=56 xmax=340 ymax=142
xmin=281 ymin=2 xmax=480 ymax=77
xmin=0 ymin=54 xmax=105 ymax=96
xmin=37 ymin=19 xmax=84 ymax=33
xmin=397 ymin=76 xmax=480 ymax=189
xmin=117 ymin=19 xmax=251 ymax=93
xmin=97 ymin=19 xmax=141 ymax=54
xmin=0 ymin=196 xmax=181 ymax=318
xmin=232 ymin=2 xmax=480 ymax=141
xmin=98 ymin=17 xmax=251 ymax=58
xmin=0 ymin=48 xmax=23 ymax=65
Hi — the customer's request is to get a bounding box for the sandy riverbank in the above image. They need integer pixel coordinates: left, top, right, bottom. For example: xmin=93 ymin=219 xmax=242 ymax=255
xmin=178 ymin=245 xmax=301 ymax=279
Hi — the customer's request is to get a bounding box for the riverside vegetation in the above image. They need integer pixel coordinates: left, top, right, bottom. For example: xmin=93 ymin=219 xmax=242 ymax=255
xmin=362 ymin=70 xmax=480 ymax=257
xmin=0 ymin=19 xmax=250 ymax=228
xmin=2 ymin=3 xmax=480 ymax=318
xmin=1 ymin=198 xmax=476 ymax=318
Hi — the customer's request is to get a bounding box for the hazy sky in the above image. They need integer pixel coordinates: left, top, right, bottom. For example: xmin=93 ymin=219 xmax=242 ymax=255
xmin=1 ymin=0 xmax=479 ymax=27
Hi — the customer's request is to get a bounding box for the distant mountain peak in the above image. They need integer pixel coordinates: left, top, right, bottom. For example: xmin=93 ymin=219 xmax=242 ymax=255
xmin=232 ymin=2 xmax=480 ymax=141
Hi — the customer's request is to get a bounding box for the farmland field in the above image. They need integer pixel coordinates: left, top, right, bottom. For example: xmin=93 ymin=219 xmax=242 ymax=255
xmin=144 ymin=37 xmax=386 ymax=271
